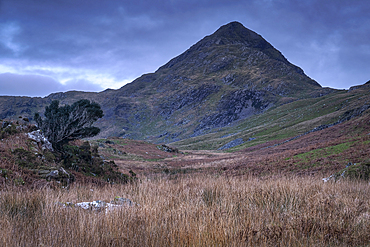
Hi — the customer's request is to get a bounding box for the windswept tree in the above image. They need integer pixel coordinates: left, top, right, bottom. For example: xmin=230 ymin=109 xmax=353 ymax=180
xmin=34 ymin=99 xmax=104 ymax=150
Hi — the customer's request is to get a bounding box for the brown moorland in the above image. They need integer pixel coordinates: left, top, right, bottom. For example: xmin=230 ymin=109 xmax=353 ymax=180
xmin=0 ymin=110 xmax=369 ymax=246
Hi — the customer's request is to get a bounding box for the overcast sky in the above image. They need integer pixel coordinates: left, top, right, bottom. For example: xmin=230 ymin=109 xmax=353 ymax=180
xmin=0 ymin=0 xmax=369 ymax=97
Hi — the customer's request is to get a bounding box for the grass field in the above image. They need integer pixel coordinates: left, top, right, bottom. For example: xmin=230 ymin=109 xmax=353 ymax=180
xmin=1 ymin=175 xmax=369 ymax=246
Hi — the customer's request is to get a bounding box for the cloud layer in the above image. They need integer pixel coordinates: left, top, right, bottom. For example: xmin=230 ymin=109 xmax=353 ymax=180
xmin=0 ymin=0 xmax=369 ymax=96
xmin=0 ymin=73 xmax=103 ymax=97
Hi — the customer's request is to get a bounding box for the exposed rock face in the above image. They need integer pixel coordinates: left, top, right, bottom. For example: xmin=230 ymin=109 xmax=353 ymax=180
xmin=0 ymin=21 xmax=323 ymax=144
xmin=194 ymin=89 xmax=271 ymax=133
xmin=158 ymin=84 xmax=221 ymax=119
xmin=27 ymin=130 xmax=54 ymax=151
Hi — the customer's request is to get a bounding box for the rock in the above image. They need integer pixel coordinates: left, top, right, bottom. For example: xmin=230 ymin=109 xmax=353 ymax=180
xmin=75 ymin=200 xmax=112 ymax=211
xmin=218 ymin=138 xmax=244 ymax=150
xmin=27 ymin=130 xmax=54 ymax=151
xmin=322 ymin=174 xmax=336 ymax=183
xmin=158 ymin=84 xmax=221 ymax=119
xmin=60 ymin=197 xmax=138 ymax=213
xmin=1 ymin=121 xmax=11 ymax=129
xmin=323 ymin=162 xmax=370 ymax=182
xmin=157 ymin=144 xmax=179 ymax=153
xmin=37 ymin=167 xmax=73 ymax=186
xmin=46 ymin=170 xmax=59 ymax=179
xmin=194 ymin=89 xmax=271 ymax=133
xmin=111 ymin=197 xmax=135 ymax=206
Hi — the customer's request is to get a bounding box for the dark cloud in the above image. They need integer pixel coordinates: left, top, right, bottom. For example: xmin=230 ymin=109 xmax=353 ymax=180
xmin=0 ymin=0 xmax=369 ymax=95
xmin=0 ymin=73 xmax=61 ymax=97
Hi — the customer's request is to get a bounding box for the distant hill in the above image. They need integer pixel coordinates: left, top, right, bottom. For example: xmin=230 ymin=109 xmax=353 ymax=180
xmin=1 ymin=21 xmax=369 ymax=149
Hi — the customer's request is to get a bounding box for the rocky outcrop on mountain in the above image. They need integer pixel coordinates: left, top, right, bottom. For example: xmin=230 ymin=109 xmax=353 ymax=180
xmin=194 ymin=89 xmax=271 ymax=133
xmin=158 ymin=84 xmax=221 ymax=119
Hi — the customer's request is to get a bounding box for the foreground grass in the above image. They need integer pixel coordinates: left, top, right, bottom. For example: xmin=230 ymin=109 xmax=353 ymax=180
xmin=1 ymin=175 xmax=369 ymax=246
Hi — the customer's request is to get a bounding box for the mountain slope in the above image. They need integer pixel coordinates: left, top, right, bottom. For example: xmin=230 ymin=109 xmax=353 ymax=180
xmin=0 ymin=21 xmax=351 ymax=146
xmin=173 ymin=83 xmax=370 ymax=151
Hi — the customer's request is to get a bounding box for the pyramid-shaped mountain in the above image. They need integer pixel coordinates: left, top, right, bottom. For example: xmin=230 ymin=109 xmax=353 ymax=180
xmin=120 ymin=22 xmax=320 ymax=98
xmin=104 ymin=21 xmax=322 ymax=141
xmin=0 ymin=21 xmax=325 ymax=143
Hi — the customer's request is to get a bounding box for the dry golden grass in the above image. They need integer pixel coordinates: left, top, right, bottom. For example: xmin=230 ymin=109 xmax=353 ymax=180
xmin=1 ymin=175 xmax=369 ymax=246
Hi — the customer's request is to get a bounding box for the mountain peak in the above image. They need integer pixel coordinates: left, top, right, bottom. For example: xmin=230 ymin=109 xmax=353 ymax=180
xmin=160 ymin=21 xmax=290 ymax=71
xmin=205 ymin=21 xmax=289 ymax=63
xmin=211 ymin=21 xmax=261 ymax=44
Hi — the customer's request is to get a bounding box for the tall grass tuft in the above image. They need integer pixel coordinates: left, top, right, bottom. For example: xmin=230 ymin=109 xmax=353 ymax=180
xmin=0 ymin=175 xmax=369 ymax=246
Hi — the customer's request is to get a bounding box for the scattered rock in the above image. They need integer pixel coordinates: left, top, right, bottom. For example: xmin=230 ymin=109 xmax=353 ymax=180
xmin=58 ymin=196 xmax=137 ymax=213
xmin=27 ymin=130 xmax=54 ymax=151
xmin=36 ymin=167 xmax=73 ymax=186
xmin=194 ymin=89 xmax=270 ymax=133
xmin=1 ymin=121 xmax=11 ymax=129
xmin=322 ymin=162 xmax=370 ymax=182
xmin=157 ymin=132 xmax=168 ymax=138
xmin=75 ymin=200 xmax=120 ymax=212
xmin=157 ymin=144 xmax=179 ymax=153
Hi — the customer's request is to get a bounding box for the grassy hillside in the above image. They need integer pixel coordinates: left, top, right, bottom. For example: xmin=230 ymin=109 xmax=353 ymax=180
xmin=173 ymin=84 xmax=370 ymax=151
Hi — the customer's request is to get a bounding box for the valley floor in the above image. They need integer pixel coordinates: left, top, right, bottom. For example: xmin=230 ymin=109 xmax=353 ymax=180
xmin=1 ymin=101 xmax=370 ymax=246
xmin=100 ymin=112 xmax=370 ymax=180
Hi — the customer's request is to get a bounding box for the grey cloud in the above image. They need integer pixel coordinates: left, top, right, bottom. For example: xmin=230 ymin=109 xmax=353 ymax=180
xmin=0 ymin=73 xmax=62 ymax=97
xmin=0 ymin=73 xmax=103 ymax=97
xmin=62 ymin=79 xmax=104 ymax=92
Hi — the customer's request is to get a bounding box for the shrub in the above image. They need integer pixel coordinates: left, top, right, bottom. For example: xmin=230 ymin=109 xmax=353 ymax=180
xmin=34 ymin=100 xmax=103 ymax=150
xmin=12 ymin=148 xmax=38 ymax=169
xmin=61 ymin=141 xmax=130 ymax=184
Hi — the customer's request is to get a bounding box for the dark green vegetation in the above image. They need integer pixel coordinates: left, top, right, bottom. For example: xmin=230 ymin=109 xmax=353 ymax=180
xmin=0 ymin=119 xmax=135 ymax=187
xmin=35 ymin=99 xmax=103 ymax=150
